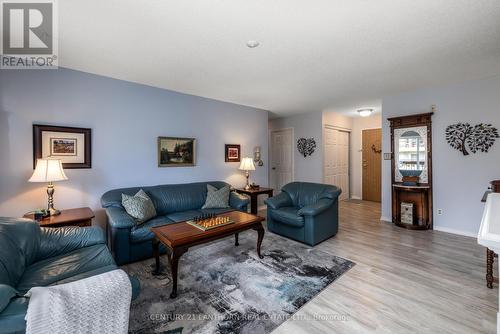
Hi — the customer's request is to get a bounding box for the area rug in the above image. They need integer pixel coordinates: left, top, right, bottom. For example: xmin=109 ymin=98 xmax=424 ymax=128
xmin=122 ymin=231 xmax=354 ymax=334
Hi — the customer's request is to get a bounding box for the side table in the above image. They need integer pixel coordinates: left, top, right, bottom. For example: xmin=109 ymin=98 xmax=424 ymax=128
xmin=235 ymin=188 xmax=274 ymax=214
xmin=24 ymin=207 xmax=95 ymax=228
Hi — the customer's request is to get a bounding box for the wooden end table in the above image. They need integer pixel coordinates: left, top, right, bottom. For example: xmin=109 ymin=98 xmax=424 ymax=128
xmin=151 ymin=210 xmax=265 ymax=299
xmin=24 ymin=207 xmax=95 ymax=228
xmin=235 ymin=187 xmax=274 ymax=214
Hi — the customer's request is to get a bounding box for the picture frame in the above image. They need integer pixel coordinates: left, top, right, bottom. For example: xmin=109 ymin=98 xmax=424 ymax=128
xmin=225 ymin=144 xmax=241 ymax=162
xmin=33 ymin=124 xmax=92 ymax=169
xmin=158 ymin=137 xmax=196 ymax=167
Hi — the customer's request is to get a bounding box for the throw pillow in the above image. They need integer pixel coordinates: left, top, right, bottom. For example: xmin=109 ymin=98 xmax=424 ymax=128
xmin=202 ymin=184 xmax=230 ymax=209
xmin=121 ymin=189 xmax=157 ymax=224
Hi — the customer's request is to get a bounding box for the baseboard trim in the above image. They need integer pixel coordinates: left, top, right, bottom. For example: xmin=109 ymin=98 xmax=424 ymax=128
xmin=350 ymin=196 xmax=362 ymax=200
xmin=433 ymin=226 xmax=477 ymax=238
xmin=380 ymin=216 xmax=392 ymax=223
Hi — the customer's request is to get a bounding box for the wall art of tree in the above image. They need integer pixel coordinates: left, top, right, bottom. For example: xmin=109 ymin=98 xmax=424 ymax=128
xmin=445 ymin=122 xmax=499 ymax=156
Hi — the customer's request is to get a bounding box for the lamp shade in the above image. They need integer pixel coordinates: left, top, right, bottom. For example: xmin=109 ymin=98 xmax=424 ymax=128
xmin=29 ymin=159 xmax=68 ymax=183
xmin=238 ymin=157 xmax=255 ymax=171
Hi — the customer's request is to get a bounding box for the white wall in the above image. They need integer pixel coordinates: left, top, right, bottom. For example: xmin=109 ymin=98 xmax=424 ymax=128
xmin=350 ymin=114 xmax=382 ymax=199
xmin=0 ymin=68 xmax=269 ymax=224
xmin=269 ymin=111 xmax=359 ymax=194
xmin=269 ymin=112 xmax=324 ymax=183
xmin=382 ymin=75 xmax=500 ymax=236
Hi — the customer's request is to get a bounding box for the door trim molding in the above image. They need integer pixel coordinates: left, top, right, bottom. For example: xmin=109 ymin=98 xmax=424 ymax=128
xmin=269 ymin=127 xmax=294 ymax=191
xmin=322 ymin=126 xmax=351 ymax=200
xmin=324 ymin=124 xmax=352 ymax=132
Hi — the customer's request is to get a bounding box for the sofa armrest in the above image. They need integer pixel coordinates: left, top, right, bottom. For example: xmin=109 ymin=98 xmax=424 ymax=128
xmin=106 ymin=206 xmax=136 ymax=229
xmin=37 ymin=226 xmax=105 ymax=261
xmin=298 ymin=199 xmax=334 ymax=216
xmin=265 ymin=192 xmax=292 ymax=210
xmin=230 ymin=191 xmax=249 ymax=211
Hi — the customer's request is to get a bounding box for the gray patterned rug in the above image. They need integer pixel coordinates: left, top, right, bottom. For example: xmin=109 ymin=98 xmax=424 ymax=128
xmin=122 ymin=231 xmax=354 ymax=334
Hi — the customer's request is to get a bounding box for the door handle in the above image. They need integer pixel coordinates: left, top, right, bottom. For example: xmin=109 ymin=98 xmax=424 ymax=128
xmin=272 ymin=167 xmax=276 ymax=170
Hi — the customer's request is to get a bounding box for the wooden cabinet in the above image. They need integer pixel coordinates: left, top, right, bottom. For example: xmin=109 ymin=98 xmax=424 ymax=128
xmin=388 ymin=113 xmax=434 ymax=230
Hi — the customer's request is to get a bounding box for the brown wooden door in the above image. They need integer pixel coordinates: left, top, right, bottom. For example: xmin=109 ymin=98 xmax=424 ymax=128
xmin=362 ymin=129 xmax=382 ymax=202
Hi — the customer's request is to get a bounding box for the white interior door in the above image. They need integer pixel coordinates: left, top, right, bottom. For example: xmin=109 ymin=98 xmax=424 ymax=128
xmin=270 ymin=129 xmax=293 ymax=192
xmin=324 ymin=127 xmax=350 ymax=200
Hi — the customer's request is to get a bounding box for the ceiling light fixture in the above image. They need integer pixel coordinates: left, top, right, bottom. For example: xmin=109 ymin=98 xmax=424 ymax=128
xmin=357 ymin=108 xmax=374 ymax=117
xmin=246 ymin=40 xmax=260 ymax=48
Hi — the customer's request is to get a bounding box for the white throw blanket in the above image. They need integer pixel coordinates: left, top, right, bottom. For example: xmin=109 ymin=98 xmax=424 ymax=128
xmin=25 ymin=269 xmax=132 ymax=334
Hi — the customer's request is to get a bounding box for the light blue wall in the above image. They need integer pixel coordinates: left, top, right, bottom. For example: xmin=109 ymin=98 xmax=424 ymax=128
xmin=269 ymin=112 xmax=323 ymax=183
xmin=382 ymin=75 xmax=500 ymax=236
xmin=0 ymin=68 xmax=268 ymax=223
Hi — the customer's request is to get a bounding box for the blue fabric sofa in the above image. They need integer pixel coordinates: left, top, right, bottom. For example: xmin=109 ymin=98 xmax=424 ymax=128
xmin=101 ymin=181 xmax=249 ymax=265
xmin=265 ymin=182 xmax=342 ymax=246
xmin=0 ymin=218 xmax=140 ymax=334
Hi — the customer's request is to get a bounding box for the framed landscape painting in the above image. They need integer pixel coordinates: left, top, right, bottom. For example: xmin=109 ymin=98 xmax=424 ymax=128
xmin=225 ymin=144 xmax=241 ymax=162
xmin=158 ymin=137 xmax=196 ymax=167
xmin=33 ymin=124 xmax=92 ymax=169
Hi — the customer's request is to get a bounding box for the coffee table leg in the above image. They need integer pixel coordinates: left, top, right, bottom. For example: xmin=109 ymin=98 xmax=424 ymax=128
xmin=152 ymin=237 xmax=160 ymax=275
xmin=170 ymin=247 xmax=187 ymax=299
xmin=254 ymin=225 xmax=265 ymax=259
xmin=235 ymin=233 xmax=239 ymax=246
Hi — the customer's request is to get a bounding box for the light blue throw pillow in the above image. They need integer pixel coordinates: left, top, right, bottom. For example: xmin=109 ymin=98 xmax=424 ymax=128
xmin=121 ymin=189 xmax=157 ymax=224
xmin=202 ymin=184 xmax=230 ymax=209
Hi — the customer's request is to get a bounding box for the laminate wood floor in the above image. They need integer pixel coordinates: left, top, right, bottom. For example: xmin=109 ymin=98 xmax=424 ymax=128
xmin=270 ymin=200 xmax=497 ymax=334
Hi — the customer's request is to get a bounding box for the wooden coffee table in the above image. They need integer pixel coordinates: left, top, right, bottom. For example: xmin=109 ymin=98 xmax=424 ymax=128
xmin=151 ymin=210 xmax=265 ymax=298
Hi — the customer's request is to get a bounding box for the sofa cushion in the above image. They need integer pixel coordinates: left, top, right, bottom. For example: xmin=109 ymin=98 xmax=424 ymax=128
xmin=122 ymin=189 xmax=157 ymax=224
xmin=166 ymin=210 xmax=201 ymax=223
xmin=0 ymin=296 xmax=29 ymax=334
xmin=202 ymin=184 xmax=230 ymax=209
xmin=16 ymin=244 xmax=115 ymax=293
xmin=130 ymin=216 xmax=175 ymax=244
xmin=0 ymin=285 xmax=18 ymax=313
xmin=271 ymin=207 xmax=305 ymax=227
xmin=0 ymin=219 xmax=40 ymax=286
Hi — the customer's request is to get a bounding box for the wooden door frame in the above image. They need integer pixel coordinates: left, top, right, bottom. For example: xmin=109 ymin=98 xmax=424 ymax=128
xmin=269 ymin=127 xmax=294 ymax=191
xmin=361 ymin=127 xmax=382 ymax=201
xmin=322 ymin=125 xmax=351 ymax=200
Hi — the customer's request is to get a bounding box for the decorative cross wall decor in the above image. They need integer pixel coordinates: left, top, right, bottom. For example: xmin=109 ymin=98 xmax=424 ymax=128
xmin=445 ymin=123 xmax=499 ymax=156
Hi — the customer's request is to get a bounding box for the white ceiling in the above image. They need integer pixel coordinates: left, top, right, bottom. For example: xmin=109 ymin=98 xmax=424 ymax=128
xmin=60 ymin=0 xmax=500 ymax=117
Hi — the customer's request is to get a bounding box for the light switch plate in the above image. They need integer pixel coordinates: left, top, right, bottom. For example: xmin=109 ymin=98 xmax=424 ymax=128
xmin=383 ymin=153 xmax=392 ymax=160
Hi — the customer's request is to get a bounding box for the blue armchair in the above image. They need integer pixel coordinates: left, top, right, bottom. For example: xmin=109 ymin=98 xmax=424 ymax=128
xmin=265 ymin=182 xmax=342 ymax=246
xmin=0 ymin=218 xmax=140 ymax=334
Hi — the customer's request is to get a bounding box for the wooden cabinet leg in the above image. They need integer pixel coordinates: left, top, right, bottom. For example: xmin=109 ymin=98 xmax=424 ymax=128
xmin=250 ymin=195 xmax=258 ymax=214
xmin=487 ymin=248 xmax=494 ymax=289
xmin=235 ymin=233 xmax=239 ymax=246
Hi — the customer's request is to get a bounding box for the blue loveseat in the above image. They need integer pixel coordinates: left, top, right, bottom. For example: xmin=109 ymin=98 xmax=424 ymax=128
xmin=101 ymin=181 xmax=249 ymax=265
xmin=0 ymin=218 xmax=140 ymax=334
xmin=265 ymin=182 xmax=342 ymax=246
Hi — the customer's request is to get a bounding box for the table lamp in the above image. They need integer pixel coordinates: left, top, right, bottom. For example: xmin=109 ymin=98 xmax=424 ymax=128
xmin=29 ymin=158 xmax=68 ymax=216
xmin=239 ymin=157 xmax=255 ymax=190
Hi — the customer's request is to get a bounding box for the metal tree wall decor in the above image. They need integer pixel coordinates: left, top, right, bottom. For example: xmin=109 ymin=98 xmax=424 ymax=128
xmin=297 ymin=138 xmax=316 ymax=157
xmin=445 ymin=122 xmax=499 ymax=156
